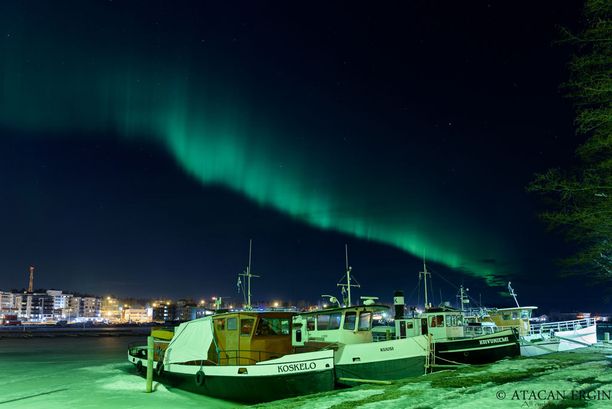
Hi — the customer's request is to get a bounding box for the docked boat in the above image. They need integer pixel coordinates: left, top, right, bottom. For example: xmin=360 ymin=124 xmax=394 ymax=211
xmin=484 ymin=306 xmax=597 ymax=356
xmin=128 ymin=311 xmax=335 ymax=403
xmin=413 ymin=263 xmax=520 ymax=366
xmin=466 ymin=283 xmax=598 ymax=357
xmin=292 ymin=304 xmax=429 ymax=385
xmin=290 ymin=248 xmax=429 ymax=386
xmin=402 ymin=307 xmax=521 ymax=365
xmin=128 ymin=241 xmax=334 ymax=403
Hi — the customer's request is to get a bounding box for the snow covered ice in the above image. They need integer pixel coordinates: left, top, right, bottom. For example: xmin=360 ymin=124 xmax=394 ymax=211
xmin=0 ymin=337 xmax=610 ymax=409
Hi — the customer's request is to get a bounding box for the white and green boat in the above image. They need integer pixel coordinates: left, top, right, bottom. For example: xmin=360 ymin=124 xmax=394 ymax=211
xmin=128 ymin=311 xmax=335 ymax=403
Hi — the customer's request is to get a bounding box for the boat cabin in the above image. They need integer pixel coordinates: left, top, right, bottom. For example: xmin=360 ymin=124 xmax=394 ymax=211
xmin=292 ymin=305 xmax=385 ymax=347
xmin=483 ymin=306 xmax=537 ymax=336
xmin=394 ymin=308 xmax=465 ymax=341
xmin=210 ymin=311 xmax=293 ymax=365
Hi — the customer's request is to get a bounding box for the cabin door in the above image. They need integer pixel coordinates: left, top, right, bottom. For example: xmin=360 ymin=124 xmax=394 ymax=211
xmin=399 ymin=321 xmax=407 ymax=339
xmin=421 ymin=318 xmax=428 ymax=335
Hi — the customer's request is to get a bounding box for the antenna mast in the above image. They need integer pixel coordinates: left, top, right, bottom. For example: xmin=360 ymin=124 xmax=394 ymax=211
xmin=239 ymin=240 xmax=259 ymax=310
xmin=28 ymin=266 xmax=35 ymax=293
xmin=338 ymin=244 xmax=360 ymax=307
xmin=457 ymin=285 xmax=469 ymax=312
xmin=508 ymin=282 xmax=520 ymax=308
xmin=419 ymin=260 xmax=431 ymax=309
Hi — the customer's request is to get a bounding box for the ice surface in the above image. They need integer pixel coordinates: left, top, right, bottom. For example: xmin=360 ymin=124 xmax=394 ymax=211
xmin=0 ymin=337 xmax=238 ymax=409
xmin=258 ymin=346 xmax=611 ymax=409
xmin=1 ymin=337 xmax=610 ymax=409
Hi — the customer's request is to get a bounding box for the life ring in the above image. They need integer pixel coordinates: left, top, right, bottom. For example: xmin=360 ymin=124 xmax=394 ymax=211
xmin=195 ymin=370 xmax=206 ymax=386
xmin=136 ymin=360 xmax=143 ymax=374
xmin=156 ymin=362 xmax=164 ymax=377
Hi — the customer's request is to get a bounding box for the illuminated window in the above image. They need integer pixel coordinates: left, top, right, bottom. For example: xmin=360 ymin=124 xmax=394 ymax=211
xmin=358 ymin=312 xmax=372 ymax=331
xmin=254 ymin=318 xmax=290 ymax=336
xmin=227 ymin=317 xmax=237 ymax=330
xmin=215 ymin=319 xmax=225 ymax=330
xmin=329 ymin=313 xmax=341 ymax=330
xmin=430 ymin=315 xmax=444 ymax=327
xmin=343 ymin=312 xmax=356 ymax=330
xmin=307 ymin=317 xmax=315 ymax=331
xmin=241 ymin=319 xmax=254 ymax=336
xmin=317 ymin=314 xmax=330 ymax=330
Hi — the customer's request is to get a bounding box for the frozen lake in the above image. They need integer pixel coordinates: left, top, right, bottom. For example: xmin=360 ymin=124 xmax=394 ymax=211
xmin=0 ymin=336 xmax=239 ymax=409
xmin=0 ymin=336 xmax=610 ymax=409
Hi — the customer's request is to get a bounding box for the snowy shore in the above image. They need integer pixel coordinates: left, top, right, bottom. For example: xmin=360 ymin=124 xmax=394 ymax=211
xmin=256 ymin=345 xmax=612 ymax=409
xmin=0 ymin=337 xmax=610 ymax=409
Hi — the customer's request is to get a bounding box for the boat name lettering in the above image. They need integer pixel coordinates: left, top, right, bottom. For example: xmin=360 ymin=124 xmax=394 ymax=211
xmin=277 ymin=362 xmax=316 ymax=373
xmin=380 ymin=346 xmax=394 ymax=352
xmin=479 ymin=336 xmax=509 ymax=345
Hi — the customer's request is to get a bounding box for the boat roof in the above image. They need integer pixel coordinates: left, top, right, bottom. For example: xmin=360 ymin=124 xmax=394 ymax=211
xmin=423 ymin=306 xmax=462 ymax=313
xmin=296 ymin=304 xmax=389 ymax=316
xmin=211 ymin=310 xmax=294 ymax=318
xmin=491 ymin=306 xmax=538 ymax=312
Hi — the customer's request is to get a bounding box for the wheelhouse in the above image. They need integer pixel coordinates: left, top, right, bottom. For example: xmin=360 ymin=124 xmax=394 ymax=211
xmin=210 ymin=311 xmax=293 ymax=365
xmin=292 ymin=305 xmax=387 ymax=347
xmin=395 ymin=308 xmax=465 ymax=340
xmin=484 ymin=306 xmax=537 ymax=336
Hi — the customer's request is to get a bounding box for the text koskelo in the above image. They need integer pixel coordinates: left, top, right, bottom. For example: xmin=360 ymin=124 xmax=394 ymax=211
xmin=277 ymin=362 xmax=317 ymax=373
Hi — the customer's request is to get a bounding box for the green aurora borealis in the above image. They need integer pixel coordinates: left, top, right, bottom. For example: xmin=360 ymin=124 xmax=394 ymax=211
xmin=0 ymin=4 xmax=513 ymax=286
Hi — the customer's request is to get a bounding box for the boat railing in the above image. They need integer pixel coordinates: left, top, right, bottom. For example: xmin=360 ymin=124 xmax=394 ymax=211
xmin=216 ymin=349 xmax=287 ymax=366
xmin=528 ymin=318 xmax=595 ymax=335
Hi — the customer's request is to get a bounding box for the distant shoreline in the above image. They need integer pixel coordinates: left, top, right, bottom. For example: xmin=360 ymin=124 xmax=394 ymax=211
xmin=0 ymin=326 xmax=152 ymax=338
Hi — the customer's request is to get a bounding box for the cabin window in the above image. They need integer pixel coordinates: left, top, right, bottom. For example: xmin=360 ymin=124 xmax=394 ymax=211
xmin=227 ymin=317 xmax=237 ymax=330
xmin=447 ymin=315 xmax=462 ymax=327
xmin=511 ymin=311 xmax=519 ymax=320
xmin=317 ymin=314 xmax=330 ymax=330
xmin=430 ymin=315 xmax=444 ymax=328
xmin=329 ymin=313 xmax=342 ymax=330
xmin=307 ymin=317 xmax=315 ymax=331
xmin=343 ymin=312 xmax=356 ymax=330
xmin=521 ymin=310 xmax=531 ymax=319
xmin=406 ymin=321 xmax=414 ymax=329
xmin=502 ymin=313 xmax=511 ymax=321
xmin=358 ymin=312 xmax=372 ymax=331
xmin=240 ymin=319 xmax=254 ymax=336
xmin=255 ymin=318 xmax=290 ymax=336
xmin=215 ymin=319 xmax=225 ymax=330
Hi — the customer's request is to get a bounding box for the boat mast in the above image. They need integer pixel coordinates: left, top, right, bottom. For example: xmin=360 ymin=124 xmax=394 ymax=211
xmin=239 ymin=239 xmax=259 ymax=310
xmin=508 ymin=282 xmax=520 ymax=308
xmin=458 ymin=285 xmax=469 ymax=312
xmin=419 ymin=260 xmax=431 ymax=309
xmin=338 ymin=244 xmax=360 ymax=307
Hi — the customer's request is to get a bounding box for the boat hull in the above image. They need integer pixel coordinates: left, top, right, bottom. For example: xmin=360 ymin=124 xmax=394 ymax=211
xmin=520 ymin=322 xmax=597 ymax=356
xmin=557 ymin=324 xmax=597 ymax=351
xmin=433 ymin=329 xmax=520 ymax=365
xmin=128 ymin=349 xmax=334 ymax=403
xmin=520 ymin=338 xmax=560 ymax=357
xmin=334 ymin=335 xmax=428 ymax=385
xmin=160 ymin=366 xmax=333 ymax=403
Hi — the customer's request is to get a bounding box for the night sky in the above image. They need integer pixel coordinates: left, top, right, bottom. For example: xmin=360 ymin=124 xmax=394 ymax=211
xmin=0 ymin=1 xmax=605 ymax=311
